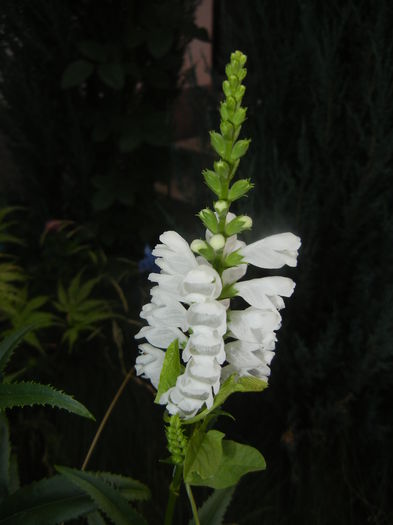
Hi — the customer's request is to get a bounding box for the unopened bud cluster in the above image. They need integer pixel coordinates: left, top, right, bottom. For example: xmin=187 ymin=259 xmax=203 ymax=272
xmin=201 ymin=50 xmax=254 ymax=250
xmin=166 ymin=414 xmax=188 ymax=464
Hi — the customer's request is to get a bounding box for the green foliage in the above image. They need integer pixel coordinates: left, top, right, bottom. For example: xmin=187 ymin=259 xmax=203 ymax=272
xmin=0 ymin=0 xmax=206 ymax=247
xmin=0 ymin=470 xmax=149 ymax=525
xmin=0 ymin=326 xmax=94 ymax=420
xmin=54 ymin=273 xmax=114 ymax=349
xmin=185 ymin=375 xmax=267 ymax=425
xmin=56 ymin=466 xmax=147 ymax=525
xmin=155 ymin=339 xmax=183 ymax=403
xmin=184 ymin=429 xmax=266 ymax=489
xmin=188 ymin=487 xmax=235 ymax=525
xmin=0 ymin=382 xmax=94 ymax=420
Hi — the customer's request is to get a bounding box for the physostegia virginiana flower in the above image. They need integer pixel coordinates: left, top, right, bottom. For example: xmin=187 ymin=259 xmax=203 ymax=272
xmin=134 ymin=51 xmax=301 ymax=419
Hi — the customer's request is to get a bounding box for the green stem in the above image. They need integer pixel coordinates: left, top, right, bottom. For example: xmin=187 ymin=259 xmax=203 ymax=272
xmin=186 ymin=483 xmax=200 ymax=525
xmin=164 ymin=464 xmax=183 ymax=525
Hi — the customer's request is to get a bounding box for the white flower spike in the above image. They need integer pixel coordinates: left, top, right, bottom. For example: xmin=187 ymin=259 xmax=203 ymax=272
xmin=134 ymin=50 xmax=300 ymax=420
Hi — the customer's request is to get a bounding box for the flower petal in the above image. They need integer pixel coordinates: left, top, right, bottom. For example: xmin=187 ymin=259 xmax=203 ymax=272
xmin=240 ymin=232 xmax=301 ymax=269
xmin=235 ymin=276 xmax=295 ymax=309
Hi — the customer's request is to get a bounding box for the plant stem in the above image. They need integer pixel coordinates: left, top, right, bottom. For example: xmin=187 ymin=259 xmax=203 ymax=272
xmin=185 ymin=482 xmax=200 ymax=525
xmin=164 ymin=464 xmax=183 ymax=525
xmin=81 ymin=367 xmax=134 ymax=470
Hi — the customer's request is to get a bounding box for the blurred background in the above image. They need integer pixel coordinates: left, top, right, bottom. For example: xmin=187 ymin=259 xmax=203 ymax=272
xmin=0 ymin=0 xmax=392 ymax=523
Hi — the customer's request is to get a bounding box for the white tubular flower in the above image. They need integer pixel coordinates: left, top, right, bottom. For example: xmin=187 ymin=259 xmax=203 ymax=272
xmin=235 ymin=276 xmax=296 ymax=311
xmin=240 ymin=232 xmax=301 ymax=269
xmin=181 ymin=265 xmax=222 ymax=303
xmin=153 ymin=231 xmax=198 ymax=275
xmin=135 ymin=343 xmax=165 ymax=389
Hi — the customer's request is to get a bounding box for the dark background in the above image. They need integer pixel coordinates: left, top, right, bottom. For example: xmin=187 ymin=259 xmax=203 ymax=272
xmin=0 ymin=1 xmax=392 ymax=523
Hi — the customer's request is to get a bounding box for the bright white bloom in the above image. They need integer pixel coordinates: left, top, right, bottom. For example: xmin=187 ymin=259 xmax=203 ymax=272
xmin=135 ymin=344 xmax=165 ymax=389
xmin=240 ymin=232 xmax=301 ymax=269
xmin=135 ymin=226 xmax=300 ymax=419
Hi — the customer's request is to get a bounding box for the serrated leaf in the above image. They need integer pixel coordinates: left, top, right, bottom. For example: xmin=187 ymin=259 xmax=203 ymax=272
xmin=56 ymin=467 xmax=147 ymax=525
xmin=184 ymin=430 xmax=224 ymax=484
xmin=0 ymin=382 xmax=94 ymax=420
xmin=0 ymin=325 xmax=34 ymax=373
xmin=0 ymin=413 xmax=10 ymax=500
xmin=188 ymin=486 xmax=235 ymax=525
xmin=61 ymin=60 xmax=94 ymax=89
xmin=0 ymin=475 xmax=98 ymax=525
xmin=95 ymin=472 xmax=150 ymax=502
xmin=98 ymin=63 xmax=125 ymax=90
xmin=155 ymin=339 xmax=182 ymax=402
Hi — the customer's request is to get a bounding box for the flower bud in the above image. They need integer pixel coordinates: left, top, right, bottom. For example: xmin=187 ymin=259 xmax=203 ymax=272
xmin=198 ymin=208 xmax=219 ymax=234
xmin=214 ymin=160 xmax=230 ymax=179
xmin=214 ymin=200 xmax=229 ymax=215
xmin=220 ymin=120 xmax=233 ymax=139
xmin=209 ymin=234 xmax=226 ymax=251
xmin=190 ymin=239 xmax=215 ymax=261
xmin=225 ymin=215 xmax=253 ymax=236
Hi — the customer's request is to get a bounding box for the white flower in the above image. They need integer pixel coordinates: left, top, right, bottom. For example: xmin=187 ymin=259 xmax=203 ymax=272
xmin=135 ymin=225 xmax=300 ymax=419
xmin=240 ymin=232 xmax=301 ymax=269
xmin=135 ymin=344 xmax=165 ymax=389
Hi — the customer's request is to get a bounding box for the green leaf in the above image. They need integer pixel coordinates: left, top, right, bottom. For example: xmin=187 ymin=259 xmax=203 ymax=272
xmin=188 ymin=486 xmax=235 ymax=525
xmin=98 ymin=63 xmax=125 ymax=90
xmin=155 ymin=339 xmax=182 ymax=403
xmin=230 ymin=139 xmax=251 ymax=161
xmin=0 ymin=413 xmax=10 ymax=500
xmin=61 ymin=60 xmax=94 ymax=89
xmin=202 ymin=170 xmax=222 ymax=197
xmin=204 ymin=440 xmax=266 ymax=489
xmin=185 ymin=375 xmax=267 ymax=425
xmin=228 ymin=179 xmax=254 ymax=201
xmin=0 ymin=475 xmax=98 ymax=525
xmin=95 ymin=472 xmax=150 ymax=502
xmin=0 ymin=325 xmax=34 ymax=373
xmin=209 ymin=132 xmax=227 ymax=158
xmin=0 ymin=470 xmax=148 ymax=524
xmin=56 ymin=467 xmax=147 ymax=525
xmin=184 ymin=430 xmax=224 ymax=484
xmin=0 ymin=382 xmax=94 ymax=420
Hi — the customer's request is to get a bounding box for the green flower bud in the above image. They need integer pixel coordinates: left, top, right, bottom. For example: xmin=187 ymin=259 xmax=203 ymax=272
xmin=225 ymin=215 xmax=253 ymax=236
xmin=214 ymin=160 xmax=230 ymax=179
xmin=228 ymin=179 xmax=254 ymax=201
xmin=222 ymin=80 xmax=231 ymax=97
xmin=214 ymin=200 xmax=229 ymax=215
xmin=227 ymin=96 xmax=236 ymax=112
xmin=191 ymin=239 xmax=215 ymax=261
xmin=199 ymin=208 xmax=219 ymax=233
xmin=229 ymin=74 xmax=239 ymax=90
xmin=232 ymin=107 xmax=247 ymax=127
xmin=220 ymin=102 xmax=230 ymax=121
xmin=209 ymin=233 xmax=226 ymax=251
xmin=220 ymin=120 xmax=233 ymax=139
xmin=235 ymin=85 xmax=246 ymax=102
xmin=203 ymin=169 xmax=222 ymax=197
xmin=231 ymin=139 xmax=251 ymax=161
xmin=210 ymin=131 xmax=226 ymax=158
